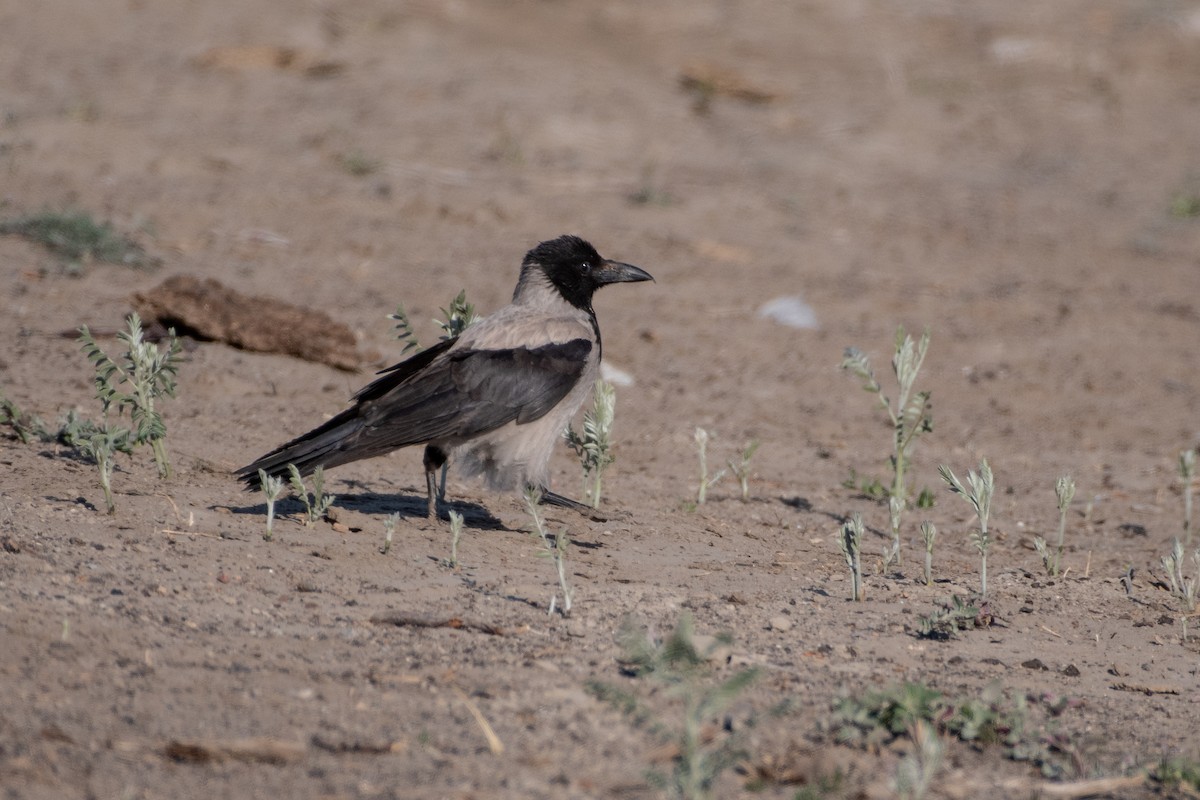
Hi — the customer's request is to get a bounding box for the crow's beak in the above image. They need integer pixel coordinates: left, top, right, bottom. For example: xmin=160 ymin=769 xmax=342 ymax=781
xmin=598 ymin=259 xmax=654 ymax=285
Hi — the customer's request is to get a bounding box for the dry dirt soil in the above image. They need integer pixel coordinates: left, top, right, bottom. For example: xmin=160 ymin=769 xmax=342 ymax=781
xmin=3 ymin=2 xmax=1200 ymax=799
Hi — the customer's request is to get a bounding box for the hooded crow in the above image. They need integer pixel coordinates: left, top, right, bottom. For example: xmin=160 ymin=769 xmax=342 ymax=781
xmin=237 ymin=235 xmax=653 ymax=519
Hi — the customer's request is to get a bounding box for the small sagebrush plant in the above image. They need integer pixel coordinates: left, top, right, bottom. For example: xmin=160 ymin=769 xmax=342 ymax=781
xmin=1152 ymin=756 xmax=1200 ymax=793
xmin=726 ymin=439 xmax=760 ymax=502
xmin=70 ymin=313 xmax=181 ymax=512
xmin=828 ymin=681 xmax=1078 ymax=780
xmin=693 ymin=428 xmax=726 ymax=505
xmin=258 ymin=469 xmax=284 ymax=541
xmin=79 ymin=312 xmax=182 ymax=479
xmin=12 ymin=396 xmax=189 ymax=517
xmin=586 ymin=615 xmax=759 ymax=800
xmin=387 ymin=304 xmax=421 ymax=354
xmin=83 ymin=425 xmax=134 ymax=515
xmin=830 ymin=681 xmax=941 ymax=752
xmin=841 ymin=326 xmax=933 ymax=562
xmin=916 ymin=595 xmax=992 ymax=639
xmin=437 ymin=290 xmax=477 ymax=340
xmin=839 ymin=512 xmax=865 ymax=601
xmin=842 ymin=467 xmax=888 ymax=501
xmin=523 ymin=486 xmax=574 ymax=616
xmin=388 ymin=288 xmax=477 ymax=351
xmin=0 ymin=393 xmax=49 ymax=444
xmin=338 ymin=149 xmax=381 ymax=177
xmin=939 ymin=459 xmax=995 ymax=600
xmin=1034 ymin=475 xmax=1075 ymax=577
xmin=895 ymin=718 xmax=943 ymax=800
xmin=382 ymin=512 xmax=399 ymax=555
xmin=286 ymin=464 xmax=335 ymax=526
xmin=1160 ymin=537 xmax=1200 ymax=640
xmin=0 ymin=209 xmax=157 ymax=270
xmin=566 ymin=379 xmax=617 ymax=509
xmin=920 ymin=521 xmax=937 ymax=586
xmin=1180 ymin=449 xmax=1196 ymax=546
xmin=444 ymin=509 xmax=464 ymax=568
xmin=882 ymin=496 xmax=902 ymax=573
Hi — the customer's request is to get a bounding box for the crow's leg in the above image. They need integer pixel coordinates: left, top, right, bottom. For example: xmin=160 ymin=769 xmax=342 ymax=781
xmin=423 ymin=445 xmax=448 ymax=520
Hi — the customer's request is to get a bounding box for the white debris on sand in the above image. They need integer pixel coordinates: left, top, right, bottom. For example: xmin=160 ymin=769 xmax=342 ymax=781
xmin=758 ymin=295 xmax=819 ymax=330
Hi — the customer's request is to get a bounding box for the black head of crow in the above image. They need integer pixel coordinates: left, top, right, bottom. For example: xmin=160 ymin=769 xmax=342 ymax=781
xmin=522 ymin=234 xmax=652 ymax=312
xmin=237 ymin=234 xmax=653 ymax=520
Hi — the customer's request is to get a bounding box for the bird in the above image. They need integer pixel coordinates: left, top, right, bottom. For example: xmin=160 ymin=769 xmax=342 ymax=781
xmin=236 ymin=234 xmax=653 ymax=520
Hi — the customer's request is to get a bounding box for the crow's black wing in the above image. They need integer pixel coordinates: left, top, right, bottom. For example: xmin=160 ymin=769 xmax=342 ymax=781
xmin=354 ymin=338 xmax=593 ymax=448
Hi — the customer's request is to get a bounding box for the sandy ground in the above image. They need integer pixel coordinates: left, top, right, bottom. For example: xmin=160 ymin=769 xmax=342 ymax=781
xmin=2 ymin=1 xmax=1200 ymax=798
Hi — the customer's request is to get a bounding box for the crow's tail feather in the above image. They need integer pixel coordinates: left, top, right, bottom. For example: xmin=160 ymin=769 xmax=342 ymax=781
xmin=236 ymin=410 xmax=366 ymax=490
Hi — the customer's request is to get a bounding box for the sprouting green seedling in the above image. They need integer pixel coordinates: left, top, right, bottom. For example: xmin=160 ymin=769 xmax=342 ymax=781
xmin=880 ymin=496 xmax=902 ymax=574
xmin=895 ymin=718 xmax=943 ymax=800
xmin=920 ymin=522 xmax=937 ymax=587
xmin=258 ymin=468 xmax=284 ymax=541
xmin=79 ymin=312 xmax=182 ymax=479
xmin=1170 ymin=193 xmax=1200 ymax=219
xmin=693 ymin=428 xmax=726 ymax=505
xmin=286 ymin=464 xmax=335 ymax=526
xmin=387 ymin=304 xmax=421 ymax=354
xmin=338 ymin=149 xmax=380 ymax=177
xmin=915 ymin=487 xmax=936 ymax=508
xmin=444 ymin=509 xmax=463 ymax=568
xmin=586 ymin=614 xmax=759 ymax=800
xmin=829 ymin=681 xmax=942 ymax=752
xmin=52 ymin=409 xmax=90 ymax=448
xmin=566 ymin=380 xmax=617 ymax=508
xmin=437 ymin=290 xmax=477 ymax=341
xmin=1180 ymin=449 xmax=1196 ymax=546
xmin=0 ymin=393 xmax=48 ymax=444
xmin=839 ymin=512 xmax=865 ymax=601
xmin=726 ymin=439 xmax=760 ymax=502
xmin=311 ymin=466 xmax=333 ymax=520
xmin=841 ymin=326 xmax=933 ymax=562
xmin=1161 ymin=538 xmax=1199 ymax=641
xmin=83 ymin=424 xmax=133 ymax=514
xmin=0 ymin=209 xmax=157 ymax=269
xmin=547 ymin=519 xmax=573 ymax=616
xmin=382 ymin=512 xmax=399 ymax=555
xmin=1030 ymin=537 xmax=1051 ymax=575
xmin=389 ymin=287 xmax=478 ymax=353
xmin=842 ymin=468 xmax=889 ymax=500
xmin=1152 ymin=756 xmax=1200 ymax=792
xmin=1161 ymin=538 xmax=1199 ymax=610
xmin=1035 ymin=475 xmax=1076 ymax=576
xmin=939 ymin=459 xmax=995 ymax=600
xmin=916 ymin=595 xmax=990 ymax=639
xmin=1053 ymin=475 xmax=1075 ymax=571
xmin=523 ymin=486 xmax=574 ymax=616
xmin=830 ymin=682 xmax=1066 ymax=775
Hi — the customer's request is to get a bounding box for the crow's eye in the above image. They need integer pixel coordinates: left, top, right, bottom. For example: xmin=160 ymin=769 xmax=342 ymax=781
xmin=580 ymin=261 xmax=592 ymax=274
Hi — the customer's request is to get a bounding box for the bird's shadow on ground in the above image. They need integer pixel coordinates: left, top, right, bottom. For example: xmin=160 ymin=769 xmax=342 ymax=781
xmin=341 ymin=491 xmax=510 ymax=531
xmin=226 ymin=488 xmax=510 ymax=531
xmin=224 ymin=475 xmax=612 ymax=539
